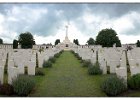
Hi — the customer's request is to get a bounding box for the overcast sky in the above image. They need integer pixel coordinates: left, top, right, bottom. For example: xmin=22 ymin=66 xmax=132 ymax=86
xmin=0 ymin=3 xmax=140 ymax=44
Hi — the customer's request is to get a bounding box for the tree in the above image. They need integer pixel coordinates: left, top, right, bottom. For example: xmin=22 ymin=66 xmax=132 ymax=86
xmin=95 ymin=28 xmax=121 ymax=47
xmin=87 ymin=37 xmax=95 ymax=45
xmin=13 ymin=39 xmax=18 ymax=49
xmin=136 ymin=40 xmax=140 ymax=47
xmin=55 ymin=39 xmax=60 ymax=45
xmin=33 ymin=40 xmax=36 ymax=45
xmin=0 ymin=38 xmax=3 ymax=44
xmin=18 ymin=32 xmax=35 ymax=49
xmin=73 ymin=39 xmax=79 ymax=45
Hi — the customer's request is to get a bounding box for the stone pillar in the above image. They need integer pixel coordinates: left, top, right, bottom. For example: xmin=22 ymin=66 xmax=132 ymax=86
xmin=8 ymin=67 xmax=18 ymax=84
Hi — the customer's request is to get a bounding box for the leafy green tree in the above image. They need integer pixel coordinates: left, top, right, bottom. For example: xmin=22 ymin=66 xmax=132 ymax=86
xmin=87 ymin=37 xmax=95 ymax=45
xmin=55 ymin=39 xmax=60 ymax=45
xmin=13 ymin=39 xmax=18 ymax=49
xmin=18 ymin=32 xmax=35 ymax=49
xmin=33 ymin=40 xmax=36 ymax=45
xmin=136 ymin=40 xmax=140 ymax=47
xmin=73 ymin=39 xmax=79 ymax=45
xmin=0 ymin=38 xmax=3 ymax=44
xmin=95 ymin=28 xmax=121 ymax=47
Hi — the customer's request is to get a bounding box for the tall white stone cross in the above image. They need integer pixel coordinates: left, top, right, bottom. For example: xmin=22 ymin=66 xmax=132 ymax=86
xmin=65 ymin=25 xmax=68 ymax=38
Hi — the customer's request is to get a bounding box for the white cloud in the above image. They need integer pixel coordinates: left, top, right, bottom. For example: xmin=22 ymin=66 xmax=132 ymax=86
xmin=119 ymin=34 xmax=140 ymax=44
xmin=0 ymin=6 xmax=48 ymax=43
xmin=0 ymin=4 xmax=140 ymax=45
xmin=112 ymin=12 xmax=139 ymax=34
xmin=34 ymin=22 xmax=89 ymax=45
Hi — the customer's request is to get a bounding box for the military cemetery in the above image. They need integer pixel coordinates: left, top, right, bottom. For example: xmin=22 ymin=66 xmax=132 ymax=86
xmin=0 ymin=3 xmax=140 ymax=97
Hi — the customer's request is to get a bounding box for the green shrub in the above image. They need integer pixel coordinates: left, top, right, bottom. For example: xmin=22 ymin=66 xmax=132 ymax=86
xmin=80 ymin=59 xmax=84 ymax=63
xmin=0 ymin=83 xmax=14 ymax=95
xmin=82 ymin=60 xmax=91 ymax=67
xmin=43 ymin=60 xmax=52 ymax=68
xmin=77 ymin=56 xmax=82 ymax=60
xmin=101 ymin=75 xmax=126 ymax=96
xmin=71 ymin=50 xmax=75 ymax=54
xmin=48 ymin=57 xmax=56 ymax=63
xmin=54 ymin=53 xmax=60 ymax=58
xmin=74 ymin=53 xmax=79 ymax=57
xmin=24 ymin=67 xmax=28 ymax=75
xmin=59 ymin=50 xmax=64 ymax=54
xmin=88 ymin=62 xmax=102 ymax=75
xmin=60 ymin=50 xmax=64 ymax=55
xmin=71 ymin=51 xmax=83 ymax=60
xmin=107 ymin=65 xmax=110 ymax=74
xmin=35 ymin=68 xmax=45 ymax=76
xmin=12 ymin=75 xmax=35 ymax=96
xmin=74 ymin=53 xmax=82 ymax=60
xmin=128 ymin=74 xmax=140 ymax=90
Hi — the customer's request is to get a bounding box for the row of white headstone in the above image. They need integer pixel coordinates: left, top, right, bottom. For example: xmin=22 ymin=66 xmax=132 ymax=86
xmin=72 ymin=47 xmax=128 ymax=84
xmin=127 ymin=48 xmax=140 ymax=76
xmin=0 ymin=47 xmax=62 ymax=84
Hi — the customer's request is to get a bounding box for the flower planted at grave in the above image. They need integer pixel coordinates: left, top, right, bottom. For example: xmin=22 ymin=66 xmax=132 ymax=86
xmin=101 ymin=75 xmax=127 ymax=96
xmin=12 ymin=75 xmax=35 ymax=96
xmin=88 ymin=61 xmax=102 ymax=75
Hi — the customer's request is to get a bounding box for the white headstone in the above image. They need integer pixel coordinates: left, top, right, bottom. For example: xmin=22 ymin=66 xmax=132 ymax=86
xmin=8 ymin=67 xmax=18 ymax=84
xmin=130 ymin=66 xmax=140 ymax=76
xmin=120 ymin=51 xmax=126 ymax=68
xmin=8 ymin=60 xmax=15 ymax=68
xmin=116 ymin=67 xmax=127 ymax=85
xmin=109 ymin=60 xmax=120 ymax=73
xmin=28 ymin=62 xmax=35 ymax=75
xmin=0 ymin=66 xmax=4 ymax=84
xmin=100 ymin=59 xmax=107 ymax=74
xmin=18 ymin=63 xmax=24 ymax=74
xmin=0 ymin=60 xmax=6 ymax=67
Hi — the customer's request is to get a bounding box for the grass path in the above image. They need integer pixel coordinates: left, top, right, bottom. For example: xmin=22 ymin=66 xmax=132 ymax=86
xmin=30 ymin=51 xmax=108 ymax=97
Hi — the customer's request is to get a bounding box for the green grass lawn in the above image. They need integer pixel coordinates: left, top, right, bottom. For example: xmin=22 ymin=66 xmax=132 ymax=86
xmin=1 ymin=51 xmax=140 ymax=97
xmin=29 ymin=51 xmax=110 ymax=97
xmin=29 ymin=51 xmax=140 ymax=97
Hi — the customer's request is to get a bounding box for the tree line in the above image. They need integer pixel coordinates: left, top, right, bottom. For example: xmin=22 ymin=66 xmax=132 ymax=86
xmin=74 ymin=28 xmax=121 ymax=47
xmin=1 ymin=28 xmax=140 ymax=49
xmin=19 ymin=28 xmax=121 ymax=48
